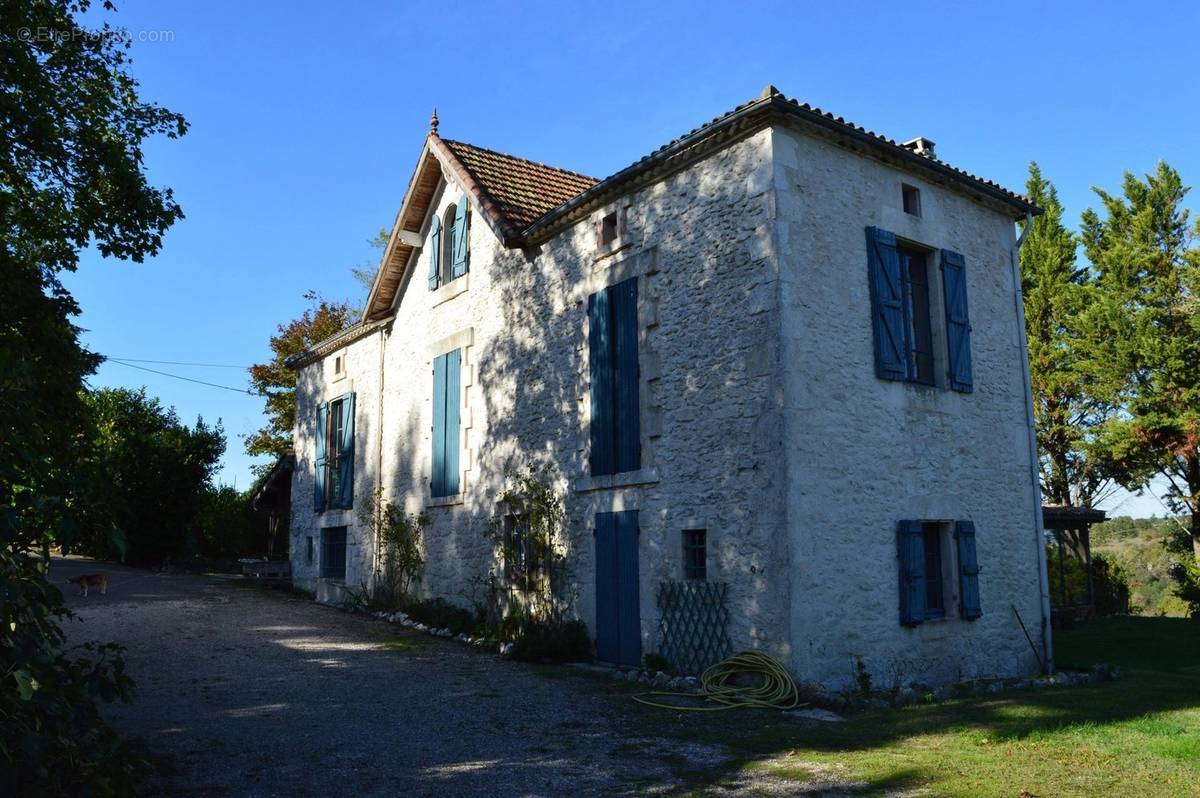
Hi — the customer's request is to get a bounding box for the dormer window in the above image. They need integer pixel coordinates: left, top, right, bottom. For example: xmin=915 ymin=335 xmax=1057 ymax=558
xmin=427 ymin=194 xmax=470 ymax=291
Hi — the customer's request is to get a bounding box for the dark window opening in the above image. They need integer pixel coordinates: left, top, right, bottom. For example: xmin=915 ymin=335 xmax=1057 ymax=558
xmin=320 ymin=527 xmax=347 ymax=580
xmin=600 ymin=212 xmax=619 ymax=247
xmin=441 ymin=204 xmax=457 ymax=282
xmin=306 ymin=536 xmax=315 ymax=565
xmin=503 ymin=513 xmax=543 ymax=590
xmin=325 ymin=399 xmax=345 ymax=506
xmin=682 ymin=529 xmax=706 ymax=581
xmin=922 ymin=522 xmax=945 ymax=618
xmin=900 ymin=247 xmax=935 ymax=385
xmin=902 ymin=184 xmax=921 ymax=217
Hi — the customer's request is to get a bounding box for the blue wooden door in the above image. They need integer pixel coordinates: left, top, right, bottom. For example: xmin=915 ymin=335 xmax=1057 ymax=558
xmin=594 ymin=510 xmax=641 ymax=665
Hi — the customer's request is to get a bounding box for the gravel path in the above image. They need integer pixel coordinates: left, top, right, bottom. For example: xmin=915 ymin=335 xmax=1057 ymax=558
xmin=53 ymin=556 xmax=823 ymax=797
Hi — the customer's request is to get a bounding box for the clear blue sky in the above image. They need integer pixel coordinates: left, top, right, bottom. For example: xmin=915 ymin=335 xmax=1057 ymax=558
xmin=65 ymin=0 xmax=1198 ymax=515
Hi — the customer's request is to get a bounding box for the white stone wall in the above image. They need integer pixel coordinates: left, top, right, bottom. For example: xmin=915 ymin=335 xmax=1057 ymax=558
xmin=771 ymin=126 xmax=1044 ymax=690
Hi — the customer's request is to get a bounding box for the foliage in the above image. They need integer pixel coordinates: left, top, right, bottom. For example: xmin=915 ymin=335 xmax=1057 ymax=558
xmin=510 ymin=619 xmax=591 ymax=664
xmin=0 ymin=549 xmax=146 ymax=796
xmin=1080 ymin=162 xmax=1200 ymax=559
xmin=1091 ymin=516 xmax=1190 ymax=616
xmin=482 ymin=467 xmax=576 ymax=632
xmin=644 ymin=652 xmax=676 ymax=675
xmin=190 ymin=485 xmax=265 ymax=563
xmin=1 ymin=1 xmax=187 ymax=789
xmin=357 ymin=490 xmax=426 ymax=611
xmin=74 ymin=388 xmax=225 ymax=565
xmin=1020 ymin=163 xmax=1116 ymax=506
xmin=246 ymin=292 xmax=354 ymax=466
xmin=401 ymin=598 xmax=482 ymax=636
xmin=1090 ymin=553 xmax=1133 ymax=616
xmin=350 ymin=228 xmax=391 ymax=305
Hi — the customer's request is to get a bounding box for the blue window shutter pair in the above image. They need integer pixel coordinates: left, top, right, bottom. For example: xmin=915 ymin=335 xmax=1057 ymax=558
xmin=940 ymin=249 xmax=973 ymax=392
xmin=594 ymin=510 xmax=641 ymax=666
xmin=866 ymin=228 xmax=973 ymax=390
xmin=428 ymin=215 xmax=442 ymax=290
xmin=588 ymin=277 xmax=640 ymax=476
xmin=336 ymin=393 xmax=355 ymax=509
xmin=897 ymin=519 xmax=983 ymax=625
xmin=450 ymin=200 xmax=469 ymax=278
xmin=431 ymin=350 xmax=461 ymax=497
xmin=314 ymin=402 xmax=328 ymax=511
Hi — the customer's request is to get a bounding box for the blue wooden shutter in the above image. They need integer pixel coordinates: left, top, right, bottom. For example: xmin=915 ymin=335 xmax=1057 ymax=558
xmin=443 ymin=349 xmax=461 ymax=495
xmin=941 ymin=249 xmax=973 ymax=393
xmin=897 ymin=520 xmax=926 ymax=626
xmin=615 ymin=510 xmax=642 ymax=666
xmin=431 ymin=354 xmax=447 ymax=496
xmin=588 ymin=289 xmax=615 ymax=476
xmin=336 ymin=393 xmax=355 ymax=509
xmin=612 ymin=278 xmax=641 ymax=473
xmin=451 ymin=198 xmax=469 ymax=278
xmin=593 ymin=512 xmax=619 ymax=663
xmin=866 ymin=227 xmax=907 ymax=381
xmin=428 ymin=215 xmax=442 ymax=290
xmin=314 ymin=402 xmax=328 ymax=511
xmin=956 ymin=520 xmax=982 ymax=620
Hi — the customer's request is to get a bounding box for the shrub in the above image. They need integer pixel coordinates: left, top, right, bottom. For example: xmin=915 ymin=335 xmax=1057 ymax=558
xmin=402 ymin=598 xmax=481 ymax=636
xmin=0 ymin=550 xmax=146 ymax=795
xmin=510 ymin=619 xmax=592 ymax=664
xmin=1092 ymin=553 xmax=1132 ymax=615
xmin=359 ymin=491 xmax=426 ymax=612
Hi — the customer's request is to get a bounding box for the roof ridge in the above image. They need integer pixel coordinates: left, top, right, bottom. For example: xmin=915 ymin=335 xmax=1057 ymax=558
xmin=440 ymin=137 xmax=599 ymax=183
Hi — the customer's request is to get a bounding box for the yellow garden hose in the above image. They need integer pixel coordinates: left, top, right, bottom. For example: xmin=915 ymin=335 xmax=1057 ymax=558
xmin=632 ymin=650 xmax=805 ymax=711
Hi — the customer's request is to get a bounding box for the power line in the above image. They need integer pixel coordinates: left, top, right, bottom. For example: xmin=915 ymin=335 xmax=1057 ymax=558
xmin=104 ymin=357 xmax=249 ymax=369
xmin=105 ymin=358 xmax=256 ymax=395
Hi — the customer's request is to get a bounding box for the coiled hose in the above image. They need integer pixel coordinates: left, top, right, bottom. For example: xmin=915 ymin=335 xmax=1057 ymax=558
xmin=632 ymin=650 xmax=805 ymax=711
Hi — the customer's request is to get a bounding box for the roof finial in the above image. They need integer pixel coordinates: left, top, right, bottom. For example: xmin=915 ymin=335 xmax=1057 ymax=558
xmin=429 ymin=107 xmax=439 ymax=134
xmin=760 ymin=84 xmax=781 ymax=100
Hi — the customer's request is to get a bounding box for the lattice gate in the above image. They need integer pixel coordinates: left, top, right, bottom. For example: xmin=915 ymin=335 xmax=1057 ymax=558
xmin=656 ymin=580 xmax=732 ymax=675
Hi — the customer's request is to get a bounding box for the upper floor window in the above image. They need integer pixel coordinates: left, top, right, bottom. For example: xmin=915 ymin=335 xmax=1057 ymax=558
xmin=431 ymin=349 xmax=462 ymax=497
xmin=314 ymin=393 xmax=355 ymax=511
xmin=902 ymin=184 xmax=922 ymax=217
xmin=587 ymin=277 xmax=640 ymax=476
xmin=865 ymin=227 xmax=973 ymax=392
xmin=428 ymin=195 xmax=470 ymax=291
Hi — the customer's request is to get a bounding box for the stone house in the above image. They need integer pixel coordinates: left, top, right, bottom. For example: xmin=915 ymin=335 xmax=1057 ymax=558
xmin=286 ymin=86 xmax=1052 ymax=690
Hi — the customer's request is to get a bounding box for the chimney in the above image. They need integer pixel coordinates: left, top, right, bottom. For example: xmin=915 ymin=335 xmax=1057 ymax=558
xmin=901 ymin=137 xmax=937 ymax=159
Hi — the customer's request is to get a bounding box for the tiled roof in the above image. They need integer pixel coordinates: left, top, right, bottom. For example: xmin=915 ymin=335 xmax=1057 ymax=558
xmin=440 ymin=139 xmax=597 ymax=231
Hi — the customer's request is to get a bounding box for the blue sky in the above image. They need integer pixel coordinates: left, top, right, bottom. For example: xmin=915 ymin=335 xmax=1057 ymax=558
xmin=65 ymin=0 xmax=1198 ymax=515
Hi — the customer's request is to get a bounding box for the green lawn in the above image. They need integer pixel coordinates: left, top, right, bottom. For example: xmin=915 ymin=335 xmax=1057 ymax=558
xmin=643 ymin=617 xmax=1200 ymax=796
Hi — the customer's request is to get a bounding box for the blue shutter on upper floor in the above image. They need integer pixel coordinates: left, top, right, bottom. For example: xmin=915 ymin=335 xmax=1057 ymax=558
xmin=588 ymin=288 xmax=615 ymax=476
xmin=336 ymin=393 xmax=355 ymax=509
xmin=941 ymin=249 xmax=973 ymax=393
xmin=443 ymin=349 xmax=461 ymax=495
xmin=451 ymin=198 xmax=469 ymax=278
xmin=866 ymin=227 xmax=907 ymax=381
xmin=593 ymin=512 xmax=619 ymax=663
xmin=612 ymin=277 xmax=641 ymax=474
xmin=428 ymin=215 xmax=442 ymax=290
xmin=615 ymin=510 xmax=642 ymax=666
xmin=314 ymin=402 xmax=328 ymax=511
xmin=956 ymin=520 xmax=982 ymax=620
xmin=431 ymin=354 xmax=447 ymax=497
xmin=897 ymin=520 xmax=926 ymax=626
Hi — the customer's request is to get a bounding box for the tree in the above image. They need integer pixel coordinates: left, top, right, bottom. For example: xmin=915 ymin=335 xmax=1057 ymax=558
xmin=1081 ymin=162 xmax=1200 ymax=559
xmin=246 ymin=292 xmax=353 ymax=466
xmin=1020 ymin=163 xmax=1116 ymax=507
xmin=1 ymin=0 xmax=188 ymax=789
xmin=76 ymin=388 xmax=225 ymax=565
xmin=350 ymin=227 xmax=391 ymax=303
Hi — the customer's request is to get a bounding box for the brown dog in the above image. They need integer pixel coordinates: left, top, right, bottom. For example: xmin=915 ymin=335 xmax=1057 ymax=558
xmin=68 ymin=574 xmax=107 ymax=596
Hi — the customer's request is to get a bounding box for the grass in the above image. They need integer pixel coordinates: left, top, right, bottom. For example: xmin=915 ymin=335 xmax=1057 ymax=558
xmin=641 ymin=617 xmax=1200 ymax=796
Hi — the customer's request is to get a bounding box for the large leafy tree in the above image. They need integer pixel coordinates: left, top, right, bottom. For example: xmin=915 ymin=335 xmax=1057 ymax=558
xmin=1020 ymin=163 xmax=1116 ymax=507
xmin=1081 ymin=162 xmax=1200 ymax=559
xmin=246 ymin=292 xmax=353 ymax=466
xmin=0 ymin=0 xmax=188 ymax=789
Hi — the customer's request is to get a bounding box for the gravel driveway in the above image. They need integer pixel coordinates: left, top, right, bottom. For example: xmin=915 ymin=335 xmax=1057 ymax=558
xmin=53 ymin=556 xmax=832 ymax=797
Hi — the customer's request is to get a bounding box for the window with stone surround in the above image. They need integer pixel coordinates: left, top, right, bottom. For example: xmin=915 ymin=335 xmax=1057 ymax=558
xmin=897 ymin=520 xmax=982 ymax=625
xmin=682 ymin=529 xmax=707 ymax=580
xmin=587 ymin=277 xmax=640 ymax=476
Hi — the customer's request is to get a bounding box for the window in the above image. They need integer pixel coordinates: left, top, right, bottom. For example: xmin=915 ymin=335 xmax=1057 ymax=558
xmin=431 ymin=349 xmax=461 ymax=497
xmin=600 ymin=212 xmax=618 ymax=247
xmin=897 ymin=520 xmax=982 ymax=625
xmin=682 ymin=529 xmax=706 ymax=581
xmin=900 ymin=247 xmax=934 ymax=385
xmin=866 ymin=227 xmax=972 ymax=391
xmin=320 ymin=527 xmax=347 ymax=580
xmin=428 ymin=196 xmax=470 ymax=291
xmin=587 ymin=277 xmax=640 ymax=476
xmin=902 ymin=184 xmax=921 ymax=217
xmin=314 ymin=393 xmax=355 ymax=511
xmin=306 ymin=536 xmax=315 ymax=565
xmin=502 ymin=513 xmax=543 ymax=590
xmin=333 ymin=354 xmax=345 ymax=377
